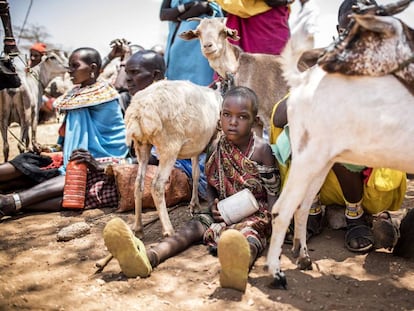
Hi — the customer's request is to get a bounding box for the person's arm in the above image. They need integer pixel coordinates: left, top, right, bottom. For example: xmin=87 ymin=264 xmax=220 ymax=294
xmin=69 ymin=149 xmax=104 ymax=172
xmin=253 ymin=140 xmax=281 ymax=210
xmin=273 ymin=97 xmax=288 ymax=129
xmin=264 ymin=0 xmax=294 ymax=7
xmin=101 ymin=39 xmax=131 ymax=71
xmin=160 ymin=0 xmax=186 ymax=21
xmin=1 ymin=0 xmax=19 ymax=56
xmin=178 ymin=1 xmax=213 ymax=20
xmin=206 ymin=183 xmax=224 ymax=222
xmin=160 ymin=0 xmax=212 ymax=21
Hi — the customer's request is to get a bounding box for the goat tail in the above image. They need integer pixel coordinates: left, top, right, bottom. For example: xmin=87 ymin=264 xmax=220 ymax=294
xmin=124 ymin=111 xmax=144 ymax=149
xmin=125 ymin=122 xmax=136 ymax=149
xmin=124 ymin=107 xmax=163 ymax=148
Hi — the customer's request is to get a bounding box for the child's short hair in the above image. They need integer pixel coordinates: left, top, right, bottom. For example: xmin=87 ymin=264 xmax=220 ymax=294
xmin=223 ymin=86 xmax=259 ymax=116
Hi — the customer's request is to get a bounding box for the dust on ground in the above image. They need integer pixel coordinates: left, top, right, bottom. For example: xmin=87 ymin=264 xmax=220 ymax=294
xmin=1 ymin=123 xmax=413 ymax=311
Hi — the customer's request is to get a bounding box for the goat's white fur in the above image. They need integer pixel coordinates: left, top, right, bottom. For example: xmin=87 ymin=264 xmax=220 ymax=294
xmin=125 ymin=80 xmax=221 ymax=237
xmin=265 ymin=15 xmax=414 ymax=284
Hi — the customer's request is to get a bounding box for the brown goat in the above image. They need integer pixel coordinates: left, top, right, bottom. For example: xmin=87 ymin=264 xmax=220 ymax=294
xmin=179 ymin=17 xmax=289 ymax=136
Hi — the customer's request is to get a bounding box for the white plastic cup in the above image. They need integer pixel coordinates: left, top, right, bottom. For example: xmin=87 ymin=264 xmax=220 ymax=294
xmin=217 ymin=188 xmax=259 ymax=225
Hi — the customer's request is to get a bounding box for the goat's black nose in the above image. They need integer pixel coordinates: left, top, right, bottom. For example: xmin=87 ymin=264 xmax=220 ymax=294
xmin=203 ymin=42 xmax=212 ymax=48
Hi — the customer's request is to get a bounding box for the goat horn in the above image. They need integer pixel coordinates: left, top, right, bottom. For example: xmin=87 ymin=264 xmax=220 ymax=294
xmin=380 ymin=0 xmax=412 ymax=16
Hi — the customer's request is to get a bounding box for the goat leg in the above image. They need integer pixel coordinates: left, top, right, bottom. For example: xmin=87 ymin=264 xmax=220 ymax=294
xmin=188 ymin=155 xmax=201 ymax=215
xmin=133 ymin=144 xmax=152 ymax=238
xmin=152 ymin=157 xmax=177 ymax=237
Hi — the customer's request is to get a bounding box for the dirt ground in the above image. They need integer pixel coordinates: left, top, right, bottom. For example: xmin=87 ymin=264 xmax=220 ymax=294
xmin=1 ymin=123 xmax=414 ymax=311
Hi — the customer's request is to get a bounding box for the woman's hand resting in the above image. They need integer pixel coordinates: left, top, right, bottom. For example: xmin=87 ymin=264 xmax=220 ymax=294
xmin=69 ymin=149 xmax=103 ymax=172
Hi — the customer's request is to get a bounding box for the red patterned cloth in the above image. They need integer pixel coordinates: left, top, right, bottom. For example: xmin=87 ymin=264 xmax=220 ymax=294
xmin=40 ymin=152 xmax=63 ymax=170
xmin=84 ymin=170 xmax=118 ymax=209
xmin=203 ymin=134 xmax=273 ymax=252
xmin=205 ymin=133 xmax=268 ymax=204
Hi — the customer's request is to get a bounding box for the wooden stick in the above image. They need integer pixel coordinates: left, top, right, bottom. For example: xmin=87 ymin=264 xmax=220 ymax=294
xmin=94 ymin=254 xmax=113 ymax=274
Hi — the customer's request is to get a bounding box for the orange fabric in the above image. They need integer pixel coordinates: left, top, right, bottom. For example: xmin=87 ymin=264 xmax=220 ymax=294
xmin=30 ymin=42 xmax=47 ymax=54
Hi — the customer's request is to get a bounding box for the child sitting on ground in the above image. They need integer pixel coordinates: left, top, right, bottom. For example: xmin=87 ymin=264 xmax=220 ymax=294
xmin=102 ymin=86 xmax=281 ymax=292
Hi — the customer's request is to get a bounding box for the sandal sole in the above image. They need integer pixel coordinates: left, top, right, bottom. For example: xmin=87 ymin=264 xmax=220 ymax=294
xmin=218 ymin=229 xmax=250 ymax=292
xmin=103 ymin=217 xmax=152 ymax=278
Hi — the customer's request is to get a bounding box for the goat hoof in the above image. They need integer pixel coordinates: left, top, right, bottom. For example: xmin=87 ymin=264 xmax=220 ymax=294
xmin=268 ymin=271 xmax=287 ymax=290
xmin=297 ymin=256 xmax=312 ymax=270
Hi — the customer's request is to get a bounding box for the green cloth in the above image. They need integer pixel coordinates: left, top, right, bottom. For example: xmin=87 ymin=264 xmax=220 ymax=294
xmin=271 ymin=125 xmax=291 ymax=166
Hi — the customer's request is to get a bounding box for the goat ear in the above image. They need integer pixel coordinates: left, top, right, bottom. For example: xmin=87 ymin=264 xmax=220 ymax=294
xmin=226 ymin=29 xmax=240 ymax=41
xmin=179 ymin=30 xmax=198 ymax=41
xmin=226 ymin=28 xmax=240 ymax=41
xmin=353 ymin=14 xmax=397 ymax=37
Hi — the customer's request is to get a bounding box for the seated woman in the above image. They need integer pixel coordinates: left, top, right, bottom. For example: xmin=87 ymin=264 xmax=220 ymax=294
xmin=0 ymin=47 xmax=128 ymax=217
xmin=102 ymin=86 xmax=281 ymax=292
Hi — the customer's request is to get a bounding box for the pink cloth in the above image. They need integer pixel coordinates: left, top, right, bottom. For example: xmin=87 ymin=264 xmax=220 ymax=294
xmin=226 ymin=6 xmax=290 ymax=55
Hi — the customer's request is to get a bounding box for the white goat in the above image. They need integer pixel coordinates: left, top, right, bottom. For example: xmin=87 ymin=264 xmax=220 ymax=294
xmin=266 ymin=2 xmax=414 ymax=289
xmin=124 ymin=80 xmax=221 ymax=237
xmin=0 ymin=49 xmax=68 ymax=162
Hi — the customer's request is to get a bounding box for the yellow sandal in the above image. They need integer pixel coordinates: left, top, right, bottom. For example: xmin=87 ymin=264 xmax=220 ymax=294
xmin=218 ymin=229 xmax=250 ymax=292
xmin=103 ymin=217 xmax=152 ymax=278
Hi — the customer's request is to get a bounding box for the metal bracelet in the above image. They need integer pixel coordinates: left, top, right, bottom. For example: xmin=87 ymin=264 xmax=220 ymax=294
xmin=12 ymin=193 xmax=22 ymax=210
xmin=177 ymin=4 xmax=185 ymax=13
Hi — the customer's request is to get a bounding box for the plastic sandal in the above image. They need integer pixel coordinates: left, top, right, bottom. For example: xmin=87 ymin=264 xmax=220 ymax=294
xmin=345 ymin=223 xmax=374 ymax=253
xmin=103 ymin=217 xmax=152 ymax=278
xmin=372 ymin=211 xmax=399 ymax=250
xmin=218 ymin=229 xmax=250 ymax=292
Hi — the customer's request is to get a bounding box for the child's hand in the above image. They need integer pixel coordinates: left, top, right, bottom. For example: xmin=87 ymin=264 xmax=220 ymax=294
xmin=210 ymin=198 xmax=224 ymax=222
